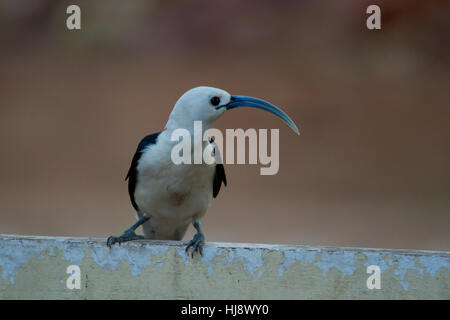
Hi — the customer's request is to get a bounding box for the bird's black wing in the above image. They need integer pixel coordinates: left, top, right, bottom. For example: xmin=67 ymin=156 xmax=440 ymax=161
xmin=213 ymin=163 xmax=227 ymax=198
xmin=208 ymin=139 xmax=227 ymax=198
xmin=126 ymin=132 xmax=161 ymax=211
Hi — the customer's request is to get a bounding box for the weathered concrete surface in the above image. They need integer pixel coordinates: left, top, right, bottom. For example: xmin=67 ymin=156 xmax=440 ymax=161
xmin=0 ymin=234 xmax=448 ymax=299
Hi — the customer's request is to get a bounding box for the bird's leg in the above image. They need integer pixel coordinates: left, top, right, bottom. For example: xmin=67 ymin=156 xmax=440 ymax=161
xmin=107 ymin=214 xmax=150 ymax=247
xmin=185 ymin=220 xmax=205 ymax=257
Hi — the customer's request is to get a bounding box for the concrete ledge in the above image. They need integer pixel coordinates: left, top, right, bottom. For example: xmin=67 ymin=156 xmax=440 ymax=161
xmin=0 ymin=234 xmax=448 ymax=299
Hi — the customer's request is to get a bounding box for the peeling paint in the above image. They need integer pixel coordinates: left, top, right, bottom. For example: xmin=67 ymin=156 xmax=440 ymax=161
xmin=0 ymin=236 xmax=449 ymax=299
xmin=388 ymin=255 xmax=424 ymax=291
xmin=315 ymin=250 xmax=358 ymax=278
xmin=418 ymin=255 xmax=449 ymax=277
xmin=175 ymin=246 xmax=190 ymax=265
xmin=363 ymin=252 xmax=389 ymax=272
xmin=91 ymin=243 xmax=169 ymax=275
xmin=201 ymin=247 xmax=223 ymax=274
xmin=58 ymin=244 xmax=85 ymax=266
xmin=198 ymin=247 xmax=265 ymax=278
xmin=226 ymin=248 xmax=264 ymax=279
xmin=0 ymin=240 xmax=45 ymax=284
xmin=278 ymin=249 xmax=317 ymax=276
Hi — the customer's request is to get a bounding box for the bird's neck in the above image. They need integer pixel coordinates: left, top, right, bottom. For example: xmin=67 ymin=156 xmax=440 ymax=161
xmin=161 ymin=120 xmax=213 ymax=161
xmin=165 ymin=118 xmax=214 ymax=137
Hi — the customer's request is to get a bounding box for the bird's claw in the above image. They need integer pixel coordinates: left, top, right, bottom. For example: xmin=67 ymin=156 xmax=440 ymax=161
xmin=185 ymin=232 xmax=205 ymax=258
xmin=106 ymin=229 xmax=144 ymax=248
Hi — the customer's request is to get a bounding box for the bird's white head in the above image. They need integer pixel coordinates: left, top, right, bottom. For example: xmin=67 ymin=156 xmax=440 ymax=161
xmin=165 ymin=86 xmax=299 ymax=135
xmin=166 ymin=86 xmax=230 ymax=131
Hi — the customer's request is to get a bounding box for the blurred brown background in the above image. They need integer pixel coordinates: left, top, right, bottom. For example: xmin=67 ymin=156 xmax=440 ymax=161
xmin=0 ymin=0 xmax=449 ymax=250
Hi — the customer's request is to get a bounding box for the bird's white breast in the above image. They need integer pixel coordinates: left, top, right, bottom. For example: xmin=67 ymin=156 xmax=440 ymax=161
xmin=134 ymin=131 xmax=215 ymax=238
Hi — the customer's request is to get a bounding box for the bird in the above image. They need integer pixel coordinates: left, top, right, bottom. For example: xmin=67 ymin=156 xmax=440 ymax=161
xmin=106 ymin=86 xmax=299 ymax=256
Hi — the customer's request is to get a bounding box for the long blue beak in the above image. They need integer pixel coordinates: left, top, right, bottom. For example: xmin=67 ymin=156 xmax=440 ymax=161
xmin=219 ymin=95 xmax=299 ymax=135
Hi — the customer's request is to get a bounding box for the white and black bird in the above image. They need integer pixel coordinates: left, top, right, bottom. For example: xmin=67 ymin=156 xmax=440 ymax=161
xmin=107 ymin=86 xmax=299 ymax=256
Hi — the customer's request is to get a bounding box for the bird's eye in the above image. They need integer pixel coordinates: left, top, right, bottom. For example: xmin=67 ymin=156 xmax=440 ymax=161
xmin=210 ymin=96 xmax=221 ymax=106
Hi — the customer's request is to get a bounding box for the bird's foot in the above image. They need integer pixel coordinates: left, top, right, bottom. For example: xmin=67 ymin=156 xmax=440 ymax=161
xmin=185 ymin=232 xmax=205 ymax=257
xmin=107 ymin=229 xmax=144 ymax=248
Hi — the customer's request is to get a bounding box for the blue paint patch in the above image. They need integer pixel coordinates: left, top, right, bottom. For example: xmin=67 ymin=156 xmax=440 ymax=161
xmin=91 ymin=246 xmax=124 ymax=271
xmin=364 ymin=252 xmax=389 ymax=272
xmin=418 ymin=255 xmax=450 ymax=277
xmin=388 ymin=255 xmax=424 ymax=291
xmin=59 ymin=245 xmax=85 ymax=266
xmin=148 ymin=245 xmax=170 ymax=269
xmin=315 ymin=250 xmax=358 ymax=278
xmin=91 ymin=244 xmax=158 ymax=276
xmin=278 ymin=249 xmax=317 ymax=276
xmin=175 ymin=247 xmax=190 ymax=266
xmin=0 ymin=240 xmax=49 ymax=285
xmin=201 ymin=247 xmax=223 ymax=275
xmin=127 ymin=246 xmax=153 ymax=275
xmin=226 ymin=248 xmax=264 ymax=279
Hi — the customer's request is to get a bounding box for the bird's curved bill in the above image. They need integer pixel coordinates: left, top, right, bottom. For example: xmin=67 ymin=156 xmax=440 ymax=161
xmin=219 ymin=95 xmax=300 ymax=135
